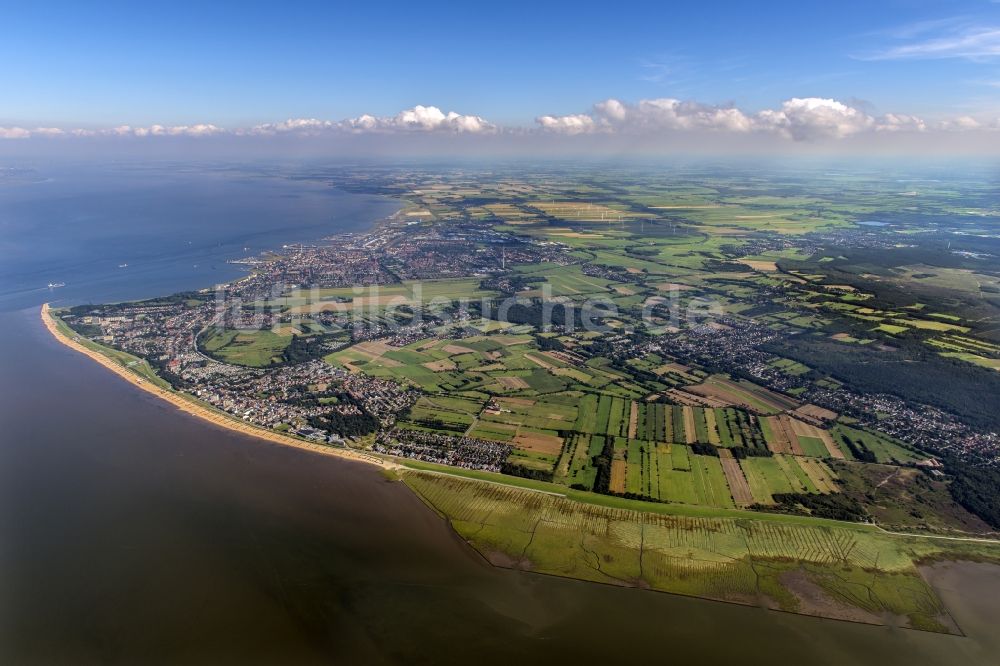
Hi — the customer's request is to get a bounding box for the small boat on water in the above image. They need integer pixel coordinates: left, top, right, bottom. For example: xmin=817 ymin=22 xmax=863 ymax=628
xmin=47 ymin=282 xmax=65 ymax=289
xmin=118 ymin=263 xmax=128 ymax=268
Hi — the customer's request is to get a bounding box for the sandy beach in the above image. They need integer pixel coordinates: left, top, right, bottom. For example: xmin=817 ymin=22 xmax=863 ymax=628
xmin=41 ymin=303 xmax=391 ymax=470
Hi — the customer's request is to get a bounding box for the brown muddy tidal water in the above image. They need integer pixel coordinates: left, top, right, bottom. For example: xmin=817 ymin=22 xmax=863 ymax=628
xmin=2 ymin=306 xmax=999 ymax=665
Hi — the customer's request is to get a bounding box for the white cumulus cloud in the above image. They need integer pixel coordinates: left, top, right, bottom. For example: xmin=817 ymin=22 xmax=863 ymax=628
xmin=0 ymin=127 xmax=33 ymax=139
xmin=875 ymin=113 xmax=927 ymax=132
xmin=1 ymin=126 xmax=68 ymax=139
xmin=936 ymin=115 xmax=983 ymax=131
xmin=755 ymin=98 xmax=874 ymax=140
xmin=345 ymin=105 xmax=495 ymax=133
xmin=594 ymin=99 xmax=628 ymax=122
xmin=536 ymin=97 xmax=942 ymax=141
xmin=535 ymin=113 xmax=599 ymax=135
xmin=629 ymin=99 xmax=754 ymax=132
xmin=246 ymin=106 xmax=496 ymax=135
xmin=537 ymin=98 xmax=756 ymax=134
xmin=243 ymin=118 xmax=338 ymax=135
xmin=131 ymin=124 xmax=224 ymax=137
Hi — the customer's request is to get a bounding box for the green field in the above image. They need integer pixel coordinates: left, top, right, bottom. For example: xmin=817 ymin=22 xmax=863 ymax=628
xmin=832 ymin=424 xmax=924 ymax=464
xmin=200 ymin=328 xmax=292 ymax=367
xmin=621 ymin=444 xmax=738 ymax=508
xmin=283 ymin=278 xmax=497 ymax=313
xmin=405 ymin=395 xmax=485 ymax=432
xmin=480 ymin=396 xmax=578 ymax=432
xmin=740 ymin=457 xmax=794 ymax=504
xmin=516 ymin=263 xmax=615 ymax=297
xmin=325 ymin=334 xmax=547 ymax=394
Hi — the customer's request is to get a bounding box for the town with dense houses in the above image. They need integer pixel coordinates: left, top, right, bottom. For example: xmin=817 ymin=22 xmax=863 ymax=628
xmin=54 ymin=166 xmax=1000 ymax=538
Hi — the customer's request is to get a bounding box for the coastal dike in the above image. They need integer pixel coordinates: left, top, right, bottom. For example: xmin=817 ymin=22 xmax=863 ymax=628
xmin=41 ymin=303 xmax=392 ymax=470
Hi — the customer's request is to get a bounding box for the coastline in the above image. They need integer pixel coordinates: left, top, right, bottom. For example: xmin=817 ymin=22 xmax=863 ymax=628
xmin=43 ymin=300 xmax=1000 ymax=538
xmin=38 ymin=306 xmax=1000 ymax=636
xmin=42 ymin=301 xmax=1000 ymax=538
xmin=41 ymin=302 xmax=392 ymax=470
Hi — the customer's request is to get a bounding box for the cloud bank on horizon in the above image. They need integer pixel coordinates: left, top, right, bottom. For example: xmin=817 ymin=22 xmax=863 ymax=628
xmin=0 ymin=105 xmax=496 ymax=141
xmin=537 ymin=98 xmax=932 ymax=141
xmin=1 ymin=98 xmax=998 ymax=147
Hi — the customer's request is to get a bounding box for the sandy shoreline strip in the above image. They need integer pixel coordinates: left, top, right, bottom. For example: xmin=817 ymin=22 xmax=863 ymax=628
xmin=41 ymin=303 xmax=391 ymax=470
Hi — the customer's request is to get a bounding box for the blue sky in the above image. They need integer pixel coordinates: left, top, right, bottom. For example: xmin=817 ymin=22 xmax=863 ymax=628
xmin=1 ymin=0 xmax=999 ymax=152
